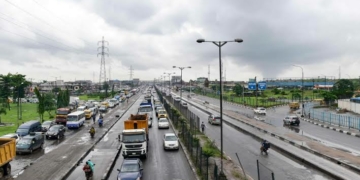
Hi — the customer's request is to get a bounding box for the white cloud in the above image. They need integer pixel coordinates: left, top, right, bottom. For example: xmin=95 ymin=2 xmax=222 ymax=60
xmin=0 ymin=0 xmax=360 ymax=83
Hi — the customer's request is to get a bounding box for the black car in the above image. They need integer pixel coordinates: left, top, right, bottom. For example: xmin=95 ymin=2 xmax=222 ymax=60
xmin=41 ymin=121 xmax=55 ymax=132
xmin=45 ymin=125 xmax=66 ymax=139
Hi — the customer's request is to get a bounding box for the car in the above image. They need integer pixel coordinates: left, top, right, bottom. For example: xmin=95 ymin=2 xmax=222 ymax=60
xmin=16 ymin=132 xmax=44 ymax=154
xmin=208 ymin=114 xmax=221 ymax=125
xmin=41 ymin=120 xmax=55 ymax=132
xmin=174 ymin=96 xmax=181 ymax=102
xmin=99 ymin=105 xmax=107 ymax=113
xmin=158 ymin=118 xmax=169 ymax=129
xmin=157 ymin=109 xmax=167 ymax=119
xmin=117 ymin=158 xmax=143 ymax=180
xmin=1 ymin=133 xmax=20 ymax=143
xmin=154 ymin=104 xmax=162 ymax=110
xmin=163 ymin=133 xmax=179 ymax=150
xmin=283 ymin=116 xmax=300 ymax=126
xmin=180 ymin=101 xmax=188 ymax=108
xmin=108 ymin=102 xmax=115 ymax=108
xmin=156 ymin=107 xmax=164 ymax=117
xmin=45 ymin=125 xmax=66 ymax=139
xmin=254 ymin=107 xmax=266 ymax=115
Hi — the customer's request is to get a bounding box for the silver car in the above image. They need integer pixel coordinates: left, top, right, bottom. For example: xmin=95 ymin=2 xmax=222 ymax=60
xmin=158 ymin=118 xmax=169 ymax=129
xmin=163 ymin=133 xmax=179 ymax=150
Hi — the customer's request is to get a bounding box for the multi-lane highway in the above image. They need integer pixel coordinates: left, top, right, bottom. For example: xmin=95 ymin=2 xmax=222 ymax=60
xmin=67 ymin=95 xmax=195 ymax=180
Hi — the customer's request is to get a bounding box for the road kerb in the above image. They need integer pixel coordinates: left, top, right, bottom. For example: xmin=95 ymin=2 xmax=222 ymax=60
xmin=101 ymin=144 xmax=123 ymax=180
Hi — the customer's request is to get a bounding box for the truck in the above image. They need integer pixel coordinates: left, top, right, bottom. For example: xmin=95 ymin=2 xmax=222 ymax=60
xmin=138 ymin=102 xmax=153 ymax=127
xmin=55 ymin=108 xmax=71 ymax=124
xmin=0 ymin=138 xmax=16 ymax=178
xmin=121 ymin=114 xmax=149 ymax=159
xmin=289 ymin=102 xmax=300 ymax=110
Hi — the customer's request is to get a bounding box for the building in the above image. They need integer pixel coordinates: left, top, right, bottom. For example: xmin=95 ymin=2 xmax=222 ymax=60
xmin=197 ymin=77 xmax=207 ymax=84
xmin=171 ymin=76 xmax=181 ymax=84
xmin=133 ymin=78 xmax=140 ymax=86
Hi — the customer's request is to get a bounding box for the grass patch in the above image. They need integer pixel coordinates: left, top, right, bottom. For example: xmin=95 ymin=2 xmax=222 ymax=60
xmin=0 ymin=125 xmax=18 ymax=136
xmin=202 ymin=139 xmax=221 ymax=157
xmin=1 ymin=103 xmax=53 ymax=124
xmin=79 ymin=95 xmax=101 ymax=101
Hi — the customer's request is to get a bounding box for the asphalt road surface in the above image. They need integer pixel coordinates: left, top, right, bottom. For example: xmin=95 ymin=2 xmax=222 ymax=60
xmin=74 ymin=95 xmax=197 ymax=180
xmin=181 ymin=92 xmax=360 ymax=157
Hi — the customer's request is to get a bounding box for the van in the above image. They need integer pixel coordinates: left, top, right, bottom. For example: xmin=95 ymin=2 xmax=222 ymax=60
xmin=84 ymin=109 xmax=93 ymax=120
xmin=16 ymin=120 xmax=42 ymax=137
xmin=101 ymin=101 xmax=109 ymax=108
xmin=77 ymin=106 xmax=87 ymax=112
xmin=16 ymin=132 xmax=44 ymax=154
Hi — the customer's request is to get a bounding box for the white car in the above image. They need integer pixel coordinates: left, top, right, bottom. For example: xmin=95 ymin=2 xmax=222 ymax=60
xmin=158 ymin=118 xmax=169 ymax=129
xmin=254 ymin=107 xmax=266 ymax=115
xmin=163 ymin=133 xmax=179 ymax=150
xmin=108 ymin=102 xmax=115 ymax=108
xmin=180 ymin=101 xmax=188 ymax=108
xmin=174 ymin=96 xmax=181 ymax=102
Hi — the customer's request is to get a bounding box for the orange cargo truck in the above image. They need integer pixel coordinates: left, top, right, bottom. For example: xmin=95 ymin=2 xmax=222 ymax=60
xmin=0 ymin=138 xmax=16 ymax=178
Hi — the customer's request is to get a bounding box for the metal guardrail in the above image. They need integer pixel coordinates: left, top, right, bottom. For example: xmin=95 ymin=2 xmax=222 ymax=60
xmin=310 ymin=109 xmax=360 ymax=130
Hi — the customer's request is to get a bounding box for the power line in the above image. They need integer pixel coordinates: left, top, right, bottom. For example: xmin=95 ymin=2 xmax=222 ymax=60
xmin=4 ymin=0 xmax=86 ymax=44
xmin=32 ymin=0 xmax=74 ymax=28
xmin=0 ymin=26 xmax=70 ymax=52
xmin=0 ymin=15 xmax=78 ymax=52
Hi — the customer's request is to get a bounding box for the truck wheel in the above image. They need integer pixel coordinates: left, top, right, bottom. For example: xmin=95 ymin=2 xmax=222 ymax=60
xmin=4 ymin=163 xmax=11 ymax=176
xmin=57 ymin=135 xmax=60 ymax=139
xmin=0 ymin=167 xmax=4 ymax=179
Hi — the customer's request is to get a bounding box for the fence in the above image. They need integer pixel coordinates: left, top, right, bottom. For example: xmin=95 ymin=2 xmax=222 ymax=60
xmin=310 ymin=108 xmax=360 ymax=130
xmin=157 ymin=89 xmax=227 ymax=180
xmin=257 ymin=160 xmax=275 ymax=180
xmin=338 ymin=99 xmax=360 ymax=114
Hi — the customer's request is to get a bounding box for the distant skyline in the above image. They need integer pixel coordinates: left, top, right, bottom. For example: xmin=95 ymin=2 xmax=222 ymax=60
xmin=0 ymin=0 xmax=359 ymax=82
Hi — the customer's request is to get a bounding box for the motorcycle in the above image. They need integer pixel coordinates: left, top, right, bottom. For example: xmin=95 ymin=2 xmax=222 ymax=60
xmin=84 ymin=161 xmax=95 ymax=180
xmin=260 ymin=146 xmax=268 ymax=155
xmin=89 ymin=130 xmax=95 ymax=138
xmin=98 ymin=118 xmax=103 ymax=127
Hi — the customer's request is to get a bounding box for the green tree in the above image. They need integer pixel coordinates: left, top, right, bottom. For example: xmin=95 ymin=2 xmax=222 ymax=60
xmin=34 ymin=87 xmax=45 ymax=122
xmin=204 ymin=78 xmax=209 ymax=88
xmin=232 ymin=83 xmax=244 ymax=96
xmin=0 ymin=98 xmax=7 ymax=124
xmin=271 ymin=88 xmax=281 ymax=95
xmin=332 ymin=79 xmax=354 ymax=99
xmin=322 ymin=91 xmax=337 ymax=105
xmin=44 ymin=93 xmax=56 ymax=117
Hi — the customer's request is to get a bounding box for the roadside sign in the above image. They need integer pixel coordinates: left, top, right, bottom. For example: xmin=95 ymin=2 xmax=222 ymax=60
xmin=248 ymin=82 xmax=257 ymax=90
xmin=258 ymin=81 xmax=267 ymax=90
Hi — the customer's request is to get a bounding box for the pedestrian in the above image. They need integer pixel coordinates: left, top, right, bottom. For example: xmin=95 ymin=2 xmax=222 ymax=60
xmin=308 ymin=112 xmax=311 ymax=119
xmin=92 ymin=113 xmax=96 ymax=124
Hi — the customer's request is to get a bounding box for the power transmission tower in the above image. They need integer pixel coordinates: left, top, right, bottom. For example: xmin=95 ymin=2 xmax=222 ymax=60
xmin=97 ymin=36 xmax=109 ymax=90
xmin=129 ymin=66 xmax=134 ymax=80
xmin=208 ymin=65 xmax=210 ymax=81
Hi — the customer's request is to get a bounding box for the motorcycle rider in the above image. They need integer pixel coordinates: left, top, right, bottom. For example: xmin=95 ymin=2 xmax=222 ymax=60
xmin=261 ymin=140 xmax=270 ymax=154
xmin=89 ymin=126 xmax=95 ymax=137
xmin=201 ymin=122 xmax=205 ymax=133
xmin=83 ymin=160 xmax=94 ymax=180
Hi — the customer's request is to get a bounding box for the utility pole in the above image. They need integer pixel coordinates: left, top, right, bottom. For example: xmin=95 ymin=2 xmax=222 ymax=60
xmin=129 ymin=66 xmax=134 ymax=87
xmin=97 ymin=36 xmax=109 ymax=91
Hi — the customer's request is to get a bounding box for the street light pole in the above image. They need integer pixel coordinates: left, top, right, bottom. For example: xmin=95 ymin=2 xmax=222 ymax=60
xmin=173 ymin=66 xmax=191 ymax=101
xmin=293 ymin=65 xmax=304 ymax=117
xmin=164 ymin=72 xmax=175 ymax=95
xmin=197 ymin=38 xmax=243 ymax=174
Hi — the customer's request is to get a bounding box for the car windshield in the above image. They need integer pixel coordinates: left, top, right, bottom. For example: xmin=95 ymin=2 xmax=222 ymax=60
xmin=159 ymin=111 xmax=166 ymax=114
xmin=85 ymin=111 xmax=91 ymax=115
xmin=100 ymin=105 xmax=106 ymax=108
xmin=121 ymin=163 xmax=139 ymax=172
xmin=57 ymin=110 xmax=68 ymax=115
xmin=49 ymin=126 xmax=60 ymax=131
xmin=123 ymin=134 xmax=146 ymax=143
xmin=165 ymin=135 xmax=177 ymax=141
xmin=16 ymin=128 xmax=28 ymax=133
xmin=67 ymin=116 xmax=78 ymax=121
xmin=138 ymin=107 xmax=152 ymax=112
xmin=159 ymin=119 xmax=168 ymax=123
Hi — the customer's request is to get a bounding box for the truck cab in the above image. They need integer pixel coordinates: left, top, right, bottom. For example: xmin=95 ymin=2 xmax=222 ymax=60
xmin=120 ymin=129 xmax=148 ymax=159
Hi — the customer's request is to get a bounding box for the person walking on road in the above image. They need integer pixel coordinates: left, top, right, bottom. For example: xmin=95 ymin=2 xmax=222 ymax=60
xmin=92 ymin=113 xmax=96 ymax=124
xmin=201 ymin=122 xmax=206 ymax=133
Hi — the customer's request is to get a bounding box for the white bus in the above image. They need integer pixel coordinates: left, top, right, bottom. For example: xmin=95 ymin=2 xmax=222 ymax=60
xmin=66 ymin=111 xmax=85 ymax=129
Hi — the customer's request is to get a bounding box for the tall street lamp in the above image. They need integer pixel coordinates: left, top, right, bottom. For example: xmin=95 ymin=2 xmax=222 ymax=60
xmin=164 ymin=72 xmax=175 ymax=95
xmin=197 ymin=38 xmax=243 ymax=174
xmin=173 ymin=66 xmax=191 ymax=101
xmin=293 ymin=65 xmax=304 ymax=117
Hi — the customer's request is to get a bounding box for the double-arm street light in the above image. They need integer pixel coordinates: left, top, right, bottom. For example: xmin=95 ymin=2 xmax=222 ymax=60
xmin=164 ymin=72 xmax=175 ymax=95
xmin=197 ymin=38 xmax=243 ymax=174
xmin=173 ymin=66 xmax=191 ymax=101
xmin=292 ymin=65 xmax=304 ymax=117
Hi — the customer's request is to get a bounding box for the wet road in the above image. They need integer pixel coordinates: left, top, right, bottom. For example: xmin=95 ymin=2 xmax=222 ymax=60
xmin=180 ymin=92 xmax=360 ymax=157
xmin=10 ymin=97 xmax=119 ymax=177
xmin=68 ymin=94 xmax=195 ymax=180
xmin=185 ymin=103 xmax=333 ymax=180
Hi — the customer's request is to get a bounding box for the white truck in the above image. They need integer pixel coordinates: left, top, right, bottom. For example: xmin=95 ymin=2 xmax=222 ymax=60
xmin=120 ymin=129 xmax=148 ymax=159
xmin=254 ymin=107 xmax=266 ymax=115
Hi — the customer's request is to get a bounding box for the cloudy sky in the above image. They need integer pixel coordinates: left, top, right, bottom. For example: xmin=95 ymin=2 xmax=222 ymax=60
xmin=0 ymin=0 xmax=359 ymax=83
